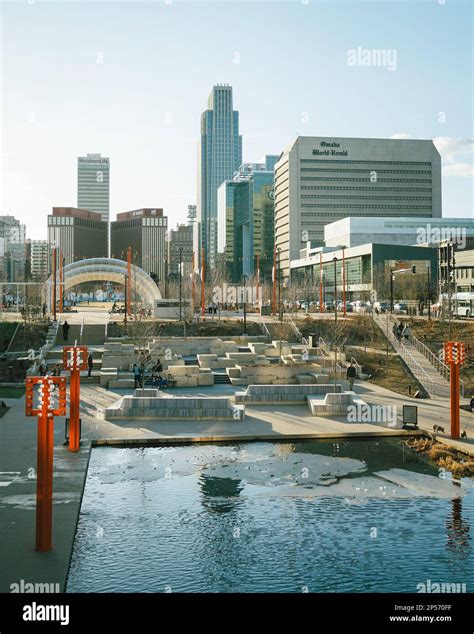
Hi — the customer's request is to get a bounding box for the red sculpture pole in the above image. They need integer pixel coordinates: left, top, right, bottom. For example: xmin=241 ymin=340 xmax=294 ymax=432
xmin=26 ymin=376 xmax=67 ymax=551
xmin=444 ymin=341 xmax=465 ymax=440
xmin=63 ymin=346 xmax=88 ymax=452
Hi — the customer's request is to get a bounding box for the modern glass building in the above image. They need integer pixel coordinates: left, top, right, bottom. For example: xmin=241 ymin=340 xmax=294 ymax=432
xmin=197 ymin=85 xmax=242 ymax=270
xmin=274 ymin=136 xmax=442 ymax=279
xmin=77 ymin=153 xmax=110 ymax=223
xmin=217 ymin=156 xmax=277 ymax=282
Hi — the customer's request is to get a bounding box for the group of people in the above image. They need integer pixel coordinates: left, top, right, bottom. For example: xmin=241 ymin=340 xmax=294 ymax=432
xmin=38 ymin=352 xmax=94 ymax=377
xmin=132 ymin=351 xmax=164 ymax=388
xmin=393 ymin=321 xmax=410 ymax=341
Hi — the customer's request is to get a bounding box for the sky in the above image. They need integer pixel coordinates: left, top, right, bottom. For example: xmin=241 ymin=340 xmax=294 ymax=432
xmin=1 ymin=0 xmax=473 ymax=240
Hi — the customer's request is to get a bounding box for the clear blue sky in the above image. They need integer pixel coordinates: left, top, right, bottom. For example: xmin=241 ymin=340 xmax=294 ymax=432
xmin=1 ymin=0 xmax=472 ymax=239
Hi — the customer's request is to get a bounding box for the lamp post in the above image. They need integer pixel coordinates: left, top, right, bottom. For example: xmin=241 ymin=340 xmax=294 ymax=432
xmin=123 ymin=273 xmax=128 ymax=333
xmin=427 ymin=265 xmax=431 ymax=320
xmin=390 ymin=268 xmax=394 ymax=314
xmin=333 ymin=256 xmax=338 ymax=325
xmin=277 ymin=248 xmax=282 ymax=321
xmin=242 ymin=274 xmax=247 ymax=334
xmin=178 ymin=247 xmax=183 ymax=321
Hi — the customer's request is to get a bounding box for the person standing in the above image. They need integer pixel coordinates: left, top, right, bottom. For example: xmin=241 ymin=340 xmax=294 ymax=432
xmin=62 ymin=320 xmax=70 ymax=341
xmin=403 ymin=324 xmax=410 ymax=341
xmin=87 ymin=352 xmax=94 ymax=377
xmin=346 ymin=361 xmax=357 ymax=391
xmin=132 ymin=363 xmax=140 ymax=389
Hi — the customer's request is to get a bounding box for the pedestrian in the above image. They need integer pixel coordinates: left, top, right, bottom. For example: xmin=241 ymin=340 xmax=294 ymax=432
xmin=132 ymin=363 xmax=140 ymax=389
xmin=403 ymin=324 xmax=410 ymax=341
xmin=397 ymin=322 xmax=403 ymax=340
xmin=39 ymin=360 xmax=47 ymax=376
xmin=346 ymin=361 xmax=357 ymax=391
xmin=51 ymin=363 xmax=61 ymax=376
xmin=470 ymin=396 xmax=474 ymax=413
xmin=62 ymin=320 xmax=70 ymax=341
xmin=87 ymin=352 xmax=94 ymax=377
xmin=392 ymin=323 xmax=398 ymax=339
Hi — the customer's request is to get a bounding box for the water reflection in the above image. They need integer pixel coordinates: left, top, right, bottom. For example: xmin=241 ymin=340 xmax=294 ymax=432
xmin=446 ymin=496 xmax=471 ymax=561
xmin=199 ymin=474 xmax=244 ymax=513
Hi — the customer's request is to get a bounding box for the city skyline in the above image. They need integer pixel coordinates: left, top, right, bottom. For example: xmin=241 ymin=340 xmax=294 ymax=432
xmin=1 ymin=0 xmax=473 ymax=241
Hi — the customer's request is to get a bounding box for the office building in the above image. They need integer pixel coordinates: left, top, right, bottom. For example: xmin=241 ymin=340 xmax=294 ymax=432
xmin=217 ymin=156 xmax=277 ymax=282
xmin=0 ymin=215 xmax=26 ymax=282
xmin=110 ymin=208 xmax=167 ymax=282
xmin=26 ymin=239 xmax=49 ymax=280
xmin=77 ymin=153 xmax=110 ymax=223
xmin=167 ymin=223 xmax=194 ymax=279
xmin=197 ymin=84 xmax=242 ymax=269
xmin=324 ymin=217 xmax=474 ymax=249
xmin=274 ymin=136 xmax=442 ymax=279
xmin=187 ymin=204 xmax=197 ymax=226
xmin=47 ymin=207 xmax=108 ymax=267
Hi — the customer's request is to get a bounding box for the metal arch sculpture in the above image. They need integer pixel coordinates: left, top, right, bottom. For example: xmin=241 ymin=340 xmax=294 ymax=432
xmin=46 ymin=257 xmax=162 ymax=311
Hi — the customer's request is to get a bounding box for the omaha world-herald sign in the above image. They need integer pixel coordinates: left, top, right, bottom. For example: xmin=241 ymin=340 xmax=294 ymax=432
xmin=312 ymin=141 xmax=348 ymax=157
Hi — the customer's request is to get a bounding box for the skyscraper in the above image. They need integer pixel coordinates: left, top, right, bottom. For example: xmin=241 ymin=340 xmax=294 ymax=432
xmin=197 ymin=85 xmax=242 ymax=269
xmin=77 ymin=153 xmax=110 ymax=223
xmin=47 ymin=207 xmax=108 ymax=267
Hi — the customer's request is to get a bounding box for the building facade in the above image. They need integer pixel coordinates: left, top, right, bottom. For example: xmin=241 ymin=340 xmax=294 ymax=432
xmin=0 ymin=215 xmax=26 ymax=282
xmin=274 ymin=136 xmax=442 ymax=279
xmin=27 ymin=239 xmax=49 ymax=280
xmin=47 ymin=207 xmax=108 ymax=268
xmin=197 ymin=85 xmax=242 ymax=270
xmin=167 ymin=223 xmax=194 ymax=279
xmin=77 ymin=153 xmax=110 ymax=223
xmin=110 ymin=208 xmax=167 ymax=282
xmin=217 ymin=156 xmax=277 ymax=282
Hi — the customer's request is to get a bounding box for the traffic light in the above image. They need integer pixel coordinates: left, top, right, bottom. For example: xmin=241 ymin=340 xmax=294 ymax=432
xmin=412 ymin=265 xmax=416 ymax=274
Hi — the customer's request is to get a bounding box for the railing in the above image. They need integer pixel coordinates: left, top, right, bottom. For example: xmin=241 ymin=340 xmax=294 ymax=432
xmin=317 ymin=335 xmax=345 ymax=378
xmin=258 ymin=315 xmax=271 ymax=340
xmin=407 ymin=333 xmax=465 ymax=397
xmin=372 ymin=313 xmax=436 ymax=398
xmin=30 ymin=320 xmax=60 ymax=375
xmin=104 ymin=313 xmax=110 ymax=341
xmin=288 ymin=315 xmax=302 ymax=339
xmin=5 ymin=322 xmax=21 ymax=354
xmin=80 ymin=313 xmax=85 ymax=345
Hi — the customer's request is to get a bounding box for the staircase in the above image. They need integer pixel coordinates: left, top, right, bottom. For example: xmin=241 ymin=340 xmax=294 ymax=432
xmin=213 ymin=371 xmax=231 ymax=384
xmin=372 ymin=313 xmax=456 ymax=399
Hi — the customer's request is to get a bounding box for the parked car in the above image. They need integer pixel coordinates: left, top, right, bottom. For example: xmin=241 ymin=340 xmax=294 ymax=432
xmin=394 ymin=302 xmax=408 ymax=314
xmin=374 ymin=301 xmax=390 ymax=313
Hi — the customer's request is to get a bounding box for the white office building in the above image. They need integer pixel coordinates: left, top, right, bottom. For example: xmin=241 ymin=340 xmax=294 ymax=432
xmin=274 ymin=136 xmax=442 ymax=278
xmin=77 ymin=153 xmax=110 ymax=223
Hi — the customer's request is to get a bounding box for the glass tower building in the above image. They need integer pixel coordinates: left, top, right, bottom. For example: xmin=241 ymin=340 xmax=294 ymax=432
xmin=217 ymin=156 xmax=277 ymax=282
xmin=77 ymin=153 xmax=110 ymax=223
xmin=197 ymin=85 xmax=242 ymax=270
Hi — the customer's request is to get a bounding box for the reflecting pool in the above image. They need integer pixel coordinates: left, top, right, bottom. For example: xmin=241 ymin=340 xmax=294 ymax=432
xmin=66 ymin=440 xmax=473 ymax=593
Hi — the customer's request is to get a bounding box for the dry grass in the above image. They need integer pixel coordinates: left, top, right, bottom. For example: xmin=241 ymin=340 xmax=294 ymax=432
xmin=354 ymin=349 xmax=427 ymax=398
xmin=407 ymin=437 xmax=474 ymax=478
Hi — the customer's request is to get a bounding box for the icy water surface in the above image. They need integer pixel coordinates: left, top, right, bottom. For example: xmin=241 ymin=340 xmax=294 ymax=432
xmin=66 ymin=440 xmax=473 ymax=592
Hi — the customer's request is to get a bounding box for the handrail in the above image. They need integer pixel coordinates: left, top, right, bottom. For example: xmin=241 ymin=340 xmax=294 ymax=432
xmin=317 ymin=335 xmax=345 ymax=378
xmin=407 ymin=333 xmax=465 ymax=398
xmin=258 ymin=314 xmax=271 ymax=340
xmin=104 ymin=313 xmax=110 ymax=341
xmin=373 ymin=313 xmax=436 ymax=398
xmin=288 ymin=315 xmax=302 ymax=339
xmin=5 ymin=322 xmax=21 ymax=354
xmin=80 ymin=313 xmax=85 ymax=345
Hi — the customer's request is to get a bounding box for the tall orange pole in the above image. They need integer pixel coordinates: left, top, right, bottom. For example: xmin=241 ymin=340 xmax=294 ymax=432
xmin=59 ymin=250 xmax=64 ymax=314
xmin=450 ymin=363 xmax=460 ymax=439
xmin=191 ymin=251 xmax=195 ymax=314
xmin=52 ymin=247 xmax=57 ymax=321
xmin=256 ymin=254 xmax=260 ymax=313
xmin=127 ymin=246 xmax=132 ymax=316
xmin=272 ymin=248 xmax=276 ymax=315
xmin=69 ymin=369 xmax=80 ymax=452
xmin=36 ymin=399 xmax=53 ymax=551
xmin=319 ymin=252 xmax=323 ymax=313
xmin=201 ymin=248 xmax=205 ymax=316
xmin=342 ymin=247 xmax=346 ymax=318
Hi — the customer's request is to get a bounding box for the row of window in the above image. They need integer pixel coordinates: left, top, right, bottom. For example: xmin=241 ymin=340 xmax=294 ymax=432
xmin=300 ymin=203 xmax=432 ymax=210
xmin=301 ymin=186 xmax=431 ymax=192
xmin=301 ymin=194 xmax=433 ymax=201
xmin=300 ymin=177 xmax=432 ymax=183
xmin=301 ymin=168 xmax=432 ymax=175
xmin=300 ymin=159 xmax=432 ymax=166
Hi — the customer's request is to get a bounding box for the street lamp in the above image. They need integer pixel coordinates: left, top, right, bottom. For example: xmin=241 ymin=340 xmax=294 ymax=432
xmin=333 ymin=256 xmax=338 ymax=325
xmin=277 ymin=248 xmax=282 ymax=321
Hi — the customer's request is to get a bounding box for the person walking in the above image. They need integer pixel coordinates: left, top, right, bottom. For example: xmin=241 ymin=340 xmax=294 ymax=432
xmin=403 ymin=324 xmax=411 ymax=341
xmin=62 ymin=320 xmax=70 ymax=341
xmin=132 ymin=363 xmax=140 ymax=389
xmin=346 ymin=361 xmax=357 ymax=391
xmin=87 ymin=352 xmax=94 ymax=377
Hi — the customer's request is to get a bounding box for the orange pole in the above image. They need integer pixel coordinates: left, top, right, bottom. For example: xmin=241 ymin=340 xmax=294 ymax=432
xmin=69 ymin=369 xmax=80 ymax=452
xmin=52 ymin=247 xmax=57 ymax=322
xmin=191 ymin=251 xmax=195 ymax=314
xmin=319 ymin=252 xmax=323 ymax=313
xmin=342 ymin=247 xmax=346 ymax=318
xmin=127 ymin=246 xmax=132 ymax=316
xmin=256 ymin=254 xmax=260 ymax=313
xmin=36 ymin=394 xmax=54 ymax=551
xmin=272 ymin=248 xmax=276 ymax=315
xmin=450 ymin=362 xmax=460 ymax=439
xmin=201 ymin=248 xmax=205 ymax=316
xmin=59 ymin=250 xmax=63 ymax=314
